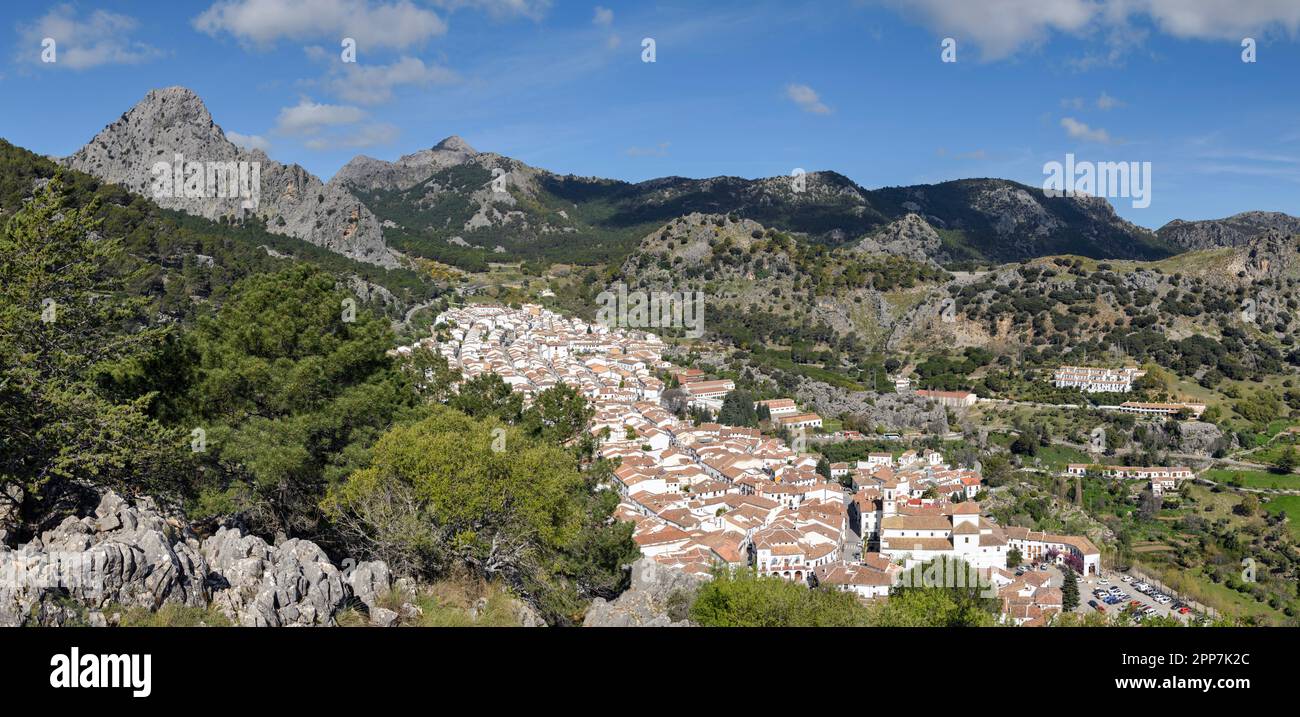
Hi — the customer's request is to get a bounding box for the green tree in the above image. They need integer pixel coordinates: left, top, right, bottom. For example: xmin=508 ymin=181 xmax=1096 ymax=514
xmin=449 ymin=372 xmax=523 ymax=423
xmin=981 ymin=453 xmax=1013 ymax=487
xmin=690 ymin=568 xmax=872 ymax=627
xmin=166 ymin=263 xmax=415 ymax=535
xmin=1274 ymin=445 xmax=1297 ymax=475
xmin=521 ymin=383 xmax=594 ymax=447
xmin=398 ymin=345 xmax=461 ymax=404
xmin=1061 ymin=566 xmax=1080 ymax=611
xmin=323 ymin=406 xmax=636 ymax=624
xmin=1007 ymin=548 xmax=1023 ymax=568
xmin=1010 ymin=433 xmax=1038 ymax=457
xmin=0 ymin=176 xmax=187 ymax=523
xmin=1233 ymin=494 xmax=1259 ymax=517
xmin=717 ymin=390 xmax=759 ymax=428
xmin=876 ymin=557 xmax=1002 ymax=626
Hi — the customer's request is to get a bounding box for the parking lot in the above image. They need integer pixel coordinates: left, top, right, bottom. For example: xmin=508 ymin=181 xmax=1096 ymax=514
xmin=1078 ymin=570 xmax=1196 ymax=623
xmin=1007 ymin=562 xmax=1203 ymax=623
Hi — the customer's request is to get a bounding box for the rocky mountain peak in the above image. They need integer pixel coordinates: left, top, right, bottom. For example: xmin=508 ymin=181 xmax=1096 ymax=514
xmin=1156 ymin=210 xmax=1300 ymax=251
xmin=335 ymin=134 xmax=485 ymax=194
xmin=433 ymin=135 xmax=476 ymax=154
xmin=63 ymin=87 xmax=398 ymax=268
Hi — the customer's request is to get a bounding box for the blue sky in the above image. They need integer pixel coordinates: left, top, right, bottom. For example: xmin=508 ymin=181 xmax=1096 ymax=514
xmin=2 ymin=0 xmax=1300 ymax=228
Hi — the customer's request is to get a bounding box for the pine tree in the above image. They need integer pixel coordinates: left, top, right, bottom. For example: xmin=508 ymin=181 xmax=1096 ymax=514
xmin=1061 ymin=567 xmax=1080 ymax=611
xmin=718 ymin=389 xmax=758 ymax=427
xmin=0 ymin=175 xmax=184 ymax=521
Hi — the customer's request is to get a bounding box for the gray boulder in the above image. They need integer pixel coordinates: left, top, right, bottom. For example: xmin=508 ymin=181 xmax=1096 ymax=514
xmin=343 ymin=560 xmax=393 ymax=611
xmin=0 ymin=491 xmax=209 ymax=627
xmin=0 ymin=489 xmax=400 ymax=628
xmin=369 ymin=607 xmax=399 ymax=628
xmin=583 ymin=558 xmax=700 ymax=627
xmin=201 ymin=529 xmax=350 ymax=627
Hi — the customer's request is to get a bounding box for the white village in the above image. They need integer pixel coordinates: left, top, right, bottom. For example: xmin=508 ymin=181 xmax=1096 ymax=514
xmin=398 ymin=304 xmax=1104 ymax=626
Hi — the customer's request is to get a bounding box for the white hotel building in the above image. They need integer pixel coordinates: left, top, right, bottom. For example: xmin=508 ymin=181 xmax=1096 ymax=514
xmin=1053 ymin=366 xmax=1145 ymax=393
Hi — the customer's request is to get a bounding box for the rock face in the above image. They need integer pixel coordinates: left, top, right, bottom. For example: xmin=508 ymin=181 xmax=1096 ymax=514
xmin=201 ymin=529 xmax=352 ymax=627
xmin=788 ymin=380 xmax=948 ymax=434
xmin=0 ymin=491 xmax=390 ymax=627
xmin=333 ymin=136 xmax=480 ymax=193
xmin=871 ymin=178 xmax=1171 ymax=262
xmin=1157 ymin=211 xmax=1300 ymax=251
xmin=855 ymin=213 xmax=943 ymax=263
xmin=0 ymin=492 xmax=208 ymax=626
xmin=64 ymin=87 xmax=399 ymax=268
xmin=343 ymin=560 xmax=393 ymax=612
xmin=1172 ymin=421 xmax=1237 ymax=456
xmin=583 ymin=558 xmax=700 ymax=627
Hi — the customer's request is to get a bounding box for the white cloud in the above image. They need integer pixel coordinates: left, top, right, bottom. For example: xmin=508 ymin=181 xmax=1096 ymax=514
xmin=626 ymin=142 xmax=670 ymax=157
xmin=1132 ymin=0 xmax=1300 ymax=41
xmin=881 ymin=0 xmax=1097 ymax=60
xmin=274 ymin=98 xmax=368 ymax=135
xmin=431 ymin=0 xmax=551 ymax=21
xmin=273 ymin=97 xmax=397 ymax=149
xmin=1096 ymin=91 xmax=1124 ymax=110
xmin=194 ymin=0 xmax=448 ymax=50
xmin=593 ymin=6 xmax=614 ymax=27
xmin=1061 ymin=97 xmax=1085 ymax=110
xmin=225 ymin=131 xmax=272 ymax=152
xmin=1061 ymin=116 xmax=1116 ymax=144
xmin=880 ymin=0 xmax=1300 ymax=61
xmin=304 ymin=122 xmax=399 ymax=149
xmin=17 ymin=4 xmax=164 ymax=69
xmin=325 ymin=56 xmax=458 ymax=104
xmin=785 ymin=84 xmax=831 ymax=115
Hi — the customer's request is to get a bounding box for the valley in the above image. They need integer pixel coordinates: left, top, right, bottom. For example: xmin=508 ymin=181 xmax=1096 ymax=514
xmin=4 ymin=85 xmax=1300 ymax=628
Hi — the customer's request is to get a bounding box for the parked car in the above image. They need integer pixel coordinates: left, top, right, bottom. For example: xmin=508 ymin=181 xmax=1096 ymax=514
xmin=1099 ymin=577 xmax=1110 ymax=585
xmin=1178 ymin=607 xmax=1191 ymax=615
xmin=1121 ymin=575 xmax=1133 ymax=583
xmin=1088 ymin=600 xmax=1099 ymax=609
xmin=1096 ymin=603 xmax=1106 ymax=613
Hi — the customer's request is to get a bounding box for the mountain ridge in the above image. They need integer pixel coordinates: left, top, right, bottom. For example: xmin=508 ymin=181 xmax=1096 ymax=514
xmin=63 ymin=86 xmax=401 ymax=268
xmin=57 ymin=86 xmax=1297 ymax=274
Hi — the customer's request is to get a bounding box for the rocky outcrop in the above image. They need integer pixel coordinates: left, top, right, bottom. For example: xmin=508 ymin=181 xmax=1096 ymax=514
xmin=1167 ymin=421 xmax=1237 ymax=457
xmin=1157 ymin=211 xmax=1300 ymax=251
xmin=201 ymin=529 xmax=351 ymax=627
xmin=0 ymin=491 xmax=391 ymax=627
xmin=788 ymin=380 xmax=948 ymax=434
xmin=333 ymin=136 xmax=480 ymax=193
xmin=583 ymin=558 xmax=701 ymax=627
xmin=343 ymin=560 xmax=392 ymax=612
xmin=0 ymin=492 xmax=208 ymax=627
xmin=64 ymin=87 xmax=399 ymax=268
xmin=855 ymin=213 xmax=942 ymax=263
